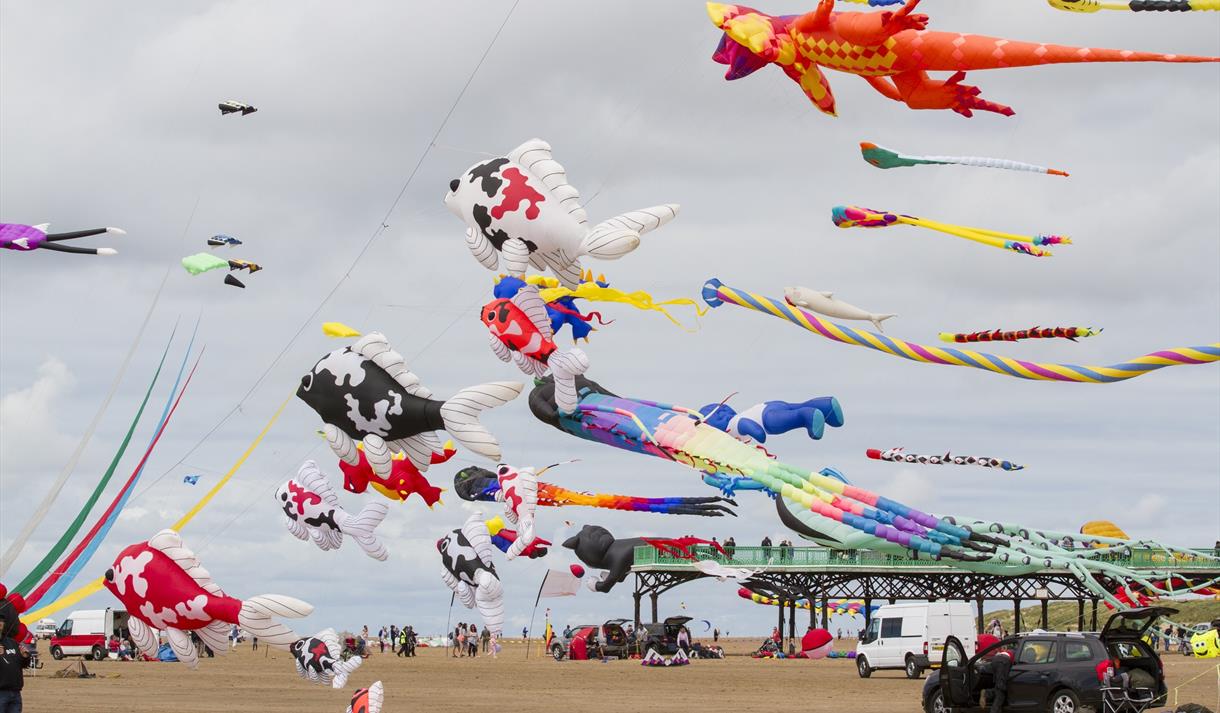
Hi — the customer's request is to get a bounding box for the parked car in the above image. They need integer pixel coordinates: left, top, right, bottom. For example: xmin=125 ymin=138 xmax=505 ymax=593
xmin=640 ymin=616 xmax=692 ymax=655
xmin=551 ymin=619 xmax=632 ymax=661
xmin=49 ymin=608 xmax=130 ymax=661
xmin=922 ymin=606 xmax=1174 ymax=713
xmin=856 ymin=601 xmax=977 ymax=679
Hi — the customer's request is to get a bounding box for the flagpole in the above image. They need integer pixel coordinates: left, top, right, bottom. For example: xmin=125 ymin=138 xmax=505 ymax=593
xmin=444 ymin=592 xmax=455 ymax=657
xmin=525 ymin=572 xmax=548 ymax=659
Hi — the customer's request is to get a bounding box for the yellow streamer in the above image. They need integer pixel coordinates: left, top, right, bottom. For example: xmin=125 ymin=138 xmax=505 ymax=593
xmin=322 ymin=322 xmax=361 ymax=338
xmin=536 ymin=283 xmax=707 ymax=331
xmin=22 ymin=394 xmax=292 ymax=623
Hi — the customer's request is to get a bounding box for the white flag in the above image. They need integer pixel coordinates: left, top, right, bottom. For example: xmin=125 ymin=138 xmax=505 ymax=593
xmin=538 ymin=569 xmax=582 ymax=598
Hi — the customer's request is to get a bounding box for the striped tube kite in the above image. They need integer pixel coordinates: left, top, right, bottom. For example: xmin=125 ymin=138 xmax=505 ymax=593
xmin=939 ymin=327 xmax=1101 ymax=344
xmin=832 ymin=205 xmax=1069 ymax=257
xmin=860 ymin=142 xmax=1068 ymax=176
xmin=738 ymin=588 xmax=876 ymax=616
xmin=701 ymin=279 xmax=1220 ymax=383
xmin=453 ymin=466 xmax=738 ymax=517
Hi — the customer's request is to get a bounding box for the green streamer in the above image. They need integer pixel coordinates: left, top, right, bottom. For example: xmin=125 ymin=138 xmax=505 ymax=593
xmin=13 ymin=331 xmax=173 ymax=594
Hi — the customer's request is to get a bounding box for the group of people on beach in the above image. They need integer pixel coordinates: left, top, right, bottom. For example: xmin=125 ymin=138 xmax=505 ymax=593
xmin=449 ymin=623 xmax=493 ymax=658
xmin=377 ymin=625 xmax=418 ymax=657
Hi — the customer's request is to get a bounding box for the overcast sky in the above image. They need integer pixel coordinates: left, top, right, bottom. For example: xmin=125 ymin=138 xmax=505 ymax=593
xmin=2 ymin=1 xmax=1218 ymax=638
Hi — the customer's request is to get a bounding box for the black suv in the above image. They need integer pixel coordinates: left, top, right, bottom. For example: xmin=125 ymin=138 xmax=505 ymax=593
xmin=640 ymin=616 xmax=693 ymax=655
xmin=923 ymin=606 xmax=1174 ymax=713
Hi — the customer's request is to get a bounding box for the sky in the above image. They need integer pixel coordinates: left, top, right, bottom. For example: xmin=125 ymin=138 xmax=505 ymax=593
xmin=1 ymin=1 xmax=1218 ymax=639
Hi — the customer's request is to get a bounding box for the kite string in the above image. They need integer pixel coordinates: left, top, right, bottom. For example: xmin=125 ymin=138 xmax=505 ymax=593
xmin=135 ymin=0 xmax=522 ymax=493
xmin=0 ymin=271 xmax=170 ymax=577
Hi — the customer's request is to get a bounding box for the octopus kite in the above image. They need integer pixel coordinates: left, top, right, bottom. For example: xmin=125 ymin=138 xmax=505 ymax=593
xmin=1 ymin=223 xmax=124 ymax=256
xmin=707 ymin=0 xmax=1218 ymax=117
xmin=530 ymin=372 xmax=1220 ymax=610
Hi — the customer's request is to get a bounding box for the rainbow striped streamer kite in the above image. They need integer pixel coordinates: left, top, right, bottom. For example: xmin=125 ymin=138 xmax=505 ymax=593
xmin=453 ymin=466 xmax=737 ymax=517
xmin=831 ymin=205 xmax=1069 ymax=257
xmin=702 ymin=279 xmax=1220 ymax=383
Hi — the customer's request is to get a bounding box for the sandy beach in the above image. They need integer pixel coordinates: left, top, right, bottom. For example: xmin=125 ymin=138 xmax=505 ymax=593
xmin=20 ymin=638 xmax=1220 ymax=713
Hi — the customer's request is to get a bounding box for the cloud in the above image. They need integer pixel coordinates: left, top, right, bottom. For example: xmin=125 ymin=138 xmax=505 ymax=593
xmin=877 ymin=469 xmax=934 ymax=512
xmin=0 ymin=357 xmax=76 ymax=473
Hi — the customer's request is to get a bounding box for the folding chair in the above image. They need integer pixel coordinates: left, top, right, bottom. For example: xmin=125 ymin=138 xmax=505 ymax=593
xmin=1101 ymin=678 xmax=1158 ymax=713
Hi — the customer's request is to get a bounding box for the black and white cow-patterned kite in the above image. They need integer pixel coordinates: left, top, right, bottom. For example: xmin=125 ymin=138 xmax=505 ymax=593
xmin=437 ymin=513 xmax=504 ymax=637
xmin=289 ymin=627 xmax=362 ymax=689
xmin=443 ymin=138 xmax=680 ymax=288
xmin=297 ymin=332 xmax=523 ymax=482
xmin=275 ymin=461 xmax=390 ymax=561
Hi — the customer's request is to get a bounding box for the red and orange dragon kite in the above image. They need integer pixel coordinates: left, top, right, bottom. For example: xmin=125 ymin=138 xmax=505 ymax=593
xmin=707 ymin=0 xmax=1218 ymax=117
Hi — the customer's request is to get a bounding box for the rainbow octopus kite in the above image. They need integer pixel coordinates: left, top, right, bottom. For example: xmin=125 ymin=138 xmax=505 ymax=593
xmin=528 ymin=370 xmax=1220 ymax=608
xmin=860 ymin=142 xmax=1068 ymax=177
xmin=702 ymin=279 xmax=1220 ymax=383
xmin=940 ymin=327 xmax=1102 ymax=344
xmin=1 ymin=223 xmax=124 ymax=256
xmin=832 ymin=205 xmax=1069 ymax=257
xmin=707 ymin=0 xmax=1218 ymax=117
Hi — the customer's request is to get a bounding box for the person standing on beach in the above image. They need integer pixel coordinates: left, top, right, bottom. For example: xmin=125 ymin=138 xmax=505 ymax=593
xmin=481 ymin=626 xmax=490 ymax=654
xmin=0 ymin=617 xmax=29 ymax=713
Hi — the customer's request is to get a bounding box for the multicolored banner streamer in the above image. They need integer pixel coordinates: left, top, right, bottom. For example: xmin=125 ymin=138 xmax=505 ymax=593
xmin=27 ymin=337 xmax=202 ymax=608
xmin=702 ymin=279 xmax=1220 ymax=383
xmin=12 ymin=331 xmax=174 ymax=595
xmin=21 ymin=393 xmax=292 ymax=624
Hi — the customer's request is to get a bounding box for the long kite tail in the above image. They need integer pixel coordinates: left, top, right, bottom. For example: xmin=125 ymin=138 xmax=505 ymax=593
xmin=0 ymin=272 xmax=169 ymax=578
xmin=20 ymin=394 xmax=292 ymax=625
xmin=12 ymin=329 xmax=176 ymax=595
xmin=27 ymin=344 xmax=203 ymax=608
xmin=538 ymin=483 xmax=737 ymax=517
xmin=702 ymin=279 xmax=1220 ymax=384
xmin=895 ymin=31 xmax=1219 ymax=71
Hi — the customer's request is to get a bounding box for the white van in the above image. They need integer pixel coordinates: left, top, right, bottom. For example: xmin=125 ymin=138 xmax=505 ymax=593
xmin=49 ymin=608 xmax=130 ymax=660
xmin=855 ymin=601 xmax=976 ymax=679
xmin=33 ymin=618 xmax=57 ymax=639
